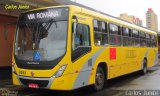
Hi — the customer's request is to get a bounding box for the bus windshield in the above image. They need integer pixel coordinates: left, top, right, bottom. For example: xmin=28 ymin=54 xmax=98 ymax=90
xmin=14 ymin=8 xmax=68 ymax=62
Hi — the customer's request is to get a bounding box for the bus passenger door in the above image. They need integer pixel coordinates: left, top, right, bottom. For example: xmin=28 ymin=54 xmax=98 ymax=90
xmin=71 ymin=21 xmax=92 ymax=89
xmin=72 ymin=22 xmax=91 ymax=62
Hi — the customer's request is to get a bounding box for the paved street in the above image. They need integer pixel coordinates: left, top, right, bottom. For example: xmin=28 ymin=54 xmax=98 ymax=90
xmin=1 ymin=65 xmax=160 ymax=96
xmin=87 ymin=65 xmax=160 ymax=96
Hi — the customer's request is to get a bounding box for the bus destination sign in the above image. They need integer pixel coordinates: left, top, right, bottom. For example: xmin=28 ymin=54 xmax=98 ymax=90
xmin=20 ymin=7 xmax=68 ymax=21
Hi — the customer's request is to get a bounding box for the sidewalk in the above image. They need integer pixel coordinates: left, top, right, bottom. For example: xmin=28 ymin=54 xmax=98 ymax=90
xmin=110 ymin=65 xmax=160 ymax=90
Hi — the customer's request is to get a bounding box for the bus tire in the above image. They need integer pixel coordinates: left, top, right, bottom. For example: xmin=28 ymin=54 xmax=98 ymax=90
xmin=141 ymin=59 xmax=147 ymax=75
xmin=94 ymin=66 xmax=105 ymax=91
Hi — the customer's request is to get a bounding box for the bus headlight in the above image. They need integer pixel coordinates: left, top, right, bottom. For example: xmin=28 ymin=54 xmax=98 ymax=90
xmin=53 ymin=64 xmax=67 ymax=78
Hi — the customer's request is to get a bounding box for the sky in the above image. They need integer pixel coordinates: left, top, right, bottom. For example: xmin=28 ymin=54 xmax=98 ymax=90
xmin=71 ymin=0 xmax=159 ymax=30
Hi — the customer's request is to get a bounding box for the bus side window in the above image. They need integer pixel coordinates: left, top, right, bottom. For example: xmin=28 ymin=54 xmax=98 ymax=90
xmin=151 ymin=35 xmax=157 ymax=47
xmin=74 ymin=23 xmax=90 ymax=49
xmin=154 ymin=35 xmax=157 ymax=47
xmin=140 ymin=32 xmax=146 ymax=47
xmin=149 ymin=34 xmax=152 ymax=47
xmin=94 ymin=19 xmax=108 ymax=46
xmin=146 ymin=33 xmax=150 ymax=47
xmin=101 ymin=22 xmax=108 ymax=45
xmin=132 ymin=30 xmax=140 ymax=47
xmin=122 ymin=27 xmax=131 ymax=46
xmin=94 ymin=20 xmax=102 ymax=45
xmin=109 ymin=23 xmax=121 ymax=45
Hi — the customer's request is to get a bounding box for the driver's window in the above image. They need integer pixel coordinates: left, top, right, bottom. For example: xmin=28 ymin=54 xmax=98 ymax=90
xmin=73 ymin=23 xmax=90 ymax=49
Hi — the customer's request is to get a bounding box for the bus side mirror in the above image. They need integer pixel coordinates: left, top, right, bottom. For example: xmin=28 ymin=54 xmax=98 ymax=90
xmin=76 ymin=23 xmax=83 ymax=35
xmin=72 ymin=22 xmax=78 ymax=50
xmin=73 ymin=23 xmax=83 ymax=37
xmin=72 ymin=23 xmax=83 ymax=50
xmin=72 ymin=15 xmax=78 ymax=22
xmin=72 ymin=15 xmax=78 ymax=34
xmin=73 ymin=22 xmax=77 ymax=34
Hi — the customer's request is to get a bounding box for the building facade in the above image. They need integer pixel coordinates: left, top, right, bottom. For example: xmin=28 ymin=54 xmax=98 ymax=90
xmin=146 ymin=8 xmax=158 ymax=32
xmin=119 ymin=13 xmax=143 ymax=26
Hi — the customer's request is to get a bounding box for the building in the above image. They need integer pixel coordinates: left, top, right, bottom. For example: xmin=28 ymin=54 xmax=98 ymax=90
xmin=146 ymin=8 xmax=158 ymax=32
xmin=119 ymin=13 xmax=143 ymax=26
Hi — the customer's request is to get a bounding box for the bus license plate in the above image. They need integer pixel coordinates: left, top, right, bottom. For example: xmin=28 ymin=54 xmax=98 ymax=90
xmin=28 ymin=83 xmax=39 ymax=88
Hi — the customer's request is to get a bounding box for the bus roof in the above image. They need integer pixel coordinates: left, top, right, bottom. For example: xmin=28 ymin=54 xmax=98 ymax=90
xmin=22 ymin=5 xmax=157 ymax=35
xmin=69 ymin=5 xmax=157 ymax=35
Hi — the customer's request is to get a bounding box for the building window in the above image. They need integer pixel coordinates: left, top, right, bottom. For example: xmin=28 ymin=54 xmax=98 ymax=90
xmin=109 ymin=23 xmax=121 ymax=45
xmin=94 ymin=20 xmax=108 ymax=46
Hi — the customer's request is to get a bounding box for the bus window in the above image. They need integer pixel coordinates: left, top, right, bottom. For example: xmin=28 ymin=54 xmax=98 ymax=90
xmin=151 ymin=35 xmax=157 ymax=47
xmin=94 ymin=20 xmax=108 ymax=46
xmin=74 ymin=23 xmax=90 ymax=49
xmin=149 ymin=34 xmax=152 ymax=47
xmin=93 ymin=20 xmax=99 ymax=32
xmin=101 ymin=22 xmax=108 ymax=45
xmin=109 ymin=23 xmax=121 ymax=45
xmin=155 ymin=35 xmax=157 ymax=47
xmin=139 ymin=32 xmax=146 ymax=47
xmin=72 ymin=23 xmax=91 ymax=61
xmin=132 ymin=30 xmax=140 ymax=47
xmin=122 ymin=27 xmax=131 ymax=46
xmin=146 ymin=33 xmax=151 ymax=47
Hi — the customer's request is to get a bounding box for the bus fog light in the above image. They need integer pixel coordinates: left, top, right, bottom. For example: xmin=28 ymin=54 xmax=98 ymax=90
xmin=53 ymin=64 xmax=67 ymax=78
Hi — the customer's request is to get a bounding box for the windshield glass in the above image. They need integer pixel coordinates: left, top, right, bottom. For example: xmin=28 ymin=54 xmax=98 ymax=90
xmin=14 ymin=8 xmax=68 ymax=62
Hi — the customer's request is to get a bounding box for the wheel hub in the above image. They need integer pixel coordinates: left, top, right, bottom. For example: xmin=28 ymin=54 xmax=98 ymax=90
xmin=96 ymin=73 xmax=104 ymax=86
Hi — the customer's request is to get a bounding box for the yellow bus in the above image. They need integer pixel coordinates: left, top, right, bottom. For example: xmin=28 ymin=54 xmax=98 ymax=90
xmin=12 ymin=5 xmax=158 ymax=91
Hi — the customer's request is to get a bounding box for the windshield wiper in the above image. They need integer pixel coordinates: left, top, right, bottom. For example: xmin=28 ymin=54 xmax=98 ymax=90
xmin=18 ymin=19 xmax=58 ymax=50
xmin=49 ymin=19 xmax=57 ymax=28
xmin=34 ymin=19 xmax=57 ymax=50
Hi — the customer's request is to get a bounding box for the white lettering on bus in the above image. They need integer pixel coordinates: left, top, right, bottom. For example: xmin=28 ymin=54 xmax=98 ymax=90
xmin=27 ymin=14 xmax=35 ymax=20
xmin=36 ymin=11 xmax=59 ymax=19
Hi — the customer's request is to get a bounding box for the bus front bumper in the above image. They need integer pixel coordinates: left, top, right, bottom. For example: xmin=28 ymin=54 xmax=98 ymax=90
xmin=12 ymin=73 xmax=73 ymax=90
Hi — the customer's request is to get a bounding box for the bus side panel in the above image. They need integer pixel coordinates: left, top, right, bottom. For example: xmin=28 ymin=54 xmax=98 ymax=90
xmin=147 ymin=48 xmax=158 ymax=67
xmin=108 ymin=47 xmax=137 ymax=79
xmin=88 ymin=47 xmax=110 ymax=85
xmin=108 ymin=47 xmax=128 ymax=79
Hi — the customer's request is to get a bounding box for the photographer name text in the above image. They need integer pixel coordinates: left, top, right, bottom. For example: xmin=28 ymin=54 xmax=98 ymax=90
xmin=5 ymin=4 xmax=29 ymax=10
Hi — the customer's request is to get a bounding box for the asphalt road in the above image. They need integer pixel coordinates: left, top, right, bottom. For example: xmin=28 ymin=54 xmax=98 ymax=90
xmin=1 ymin=65 xmax=160 ymax=96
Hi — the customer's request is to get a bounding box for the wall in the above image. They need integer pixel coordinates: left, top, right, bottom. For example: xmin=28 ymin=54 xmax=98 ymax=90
xmin=0 ymin=15 xmax=17 ymax=67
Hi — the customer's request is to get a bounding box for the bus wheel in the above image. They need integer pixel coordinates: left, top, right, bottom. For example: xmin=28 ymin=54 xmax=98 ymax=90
xmin=142 ymin=59 xmax=147 ymax=75
xmin=94 ymin=66 xmax=105 ymax=91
